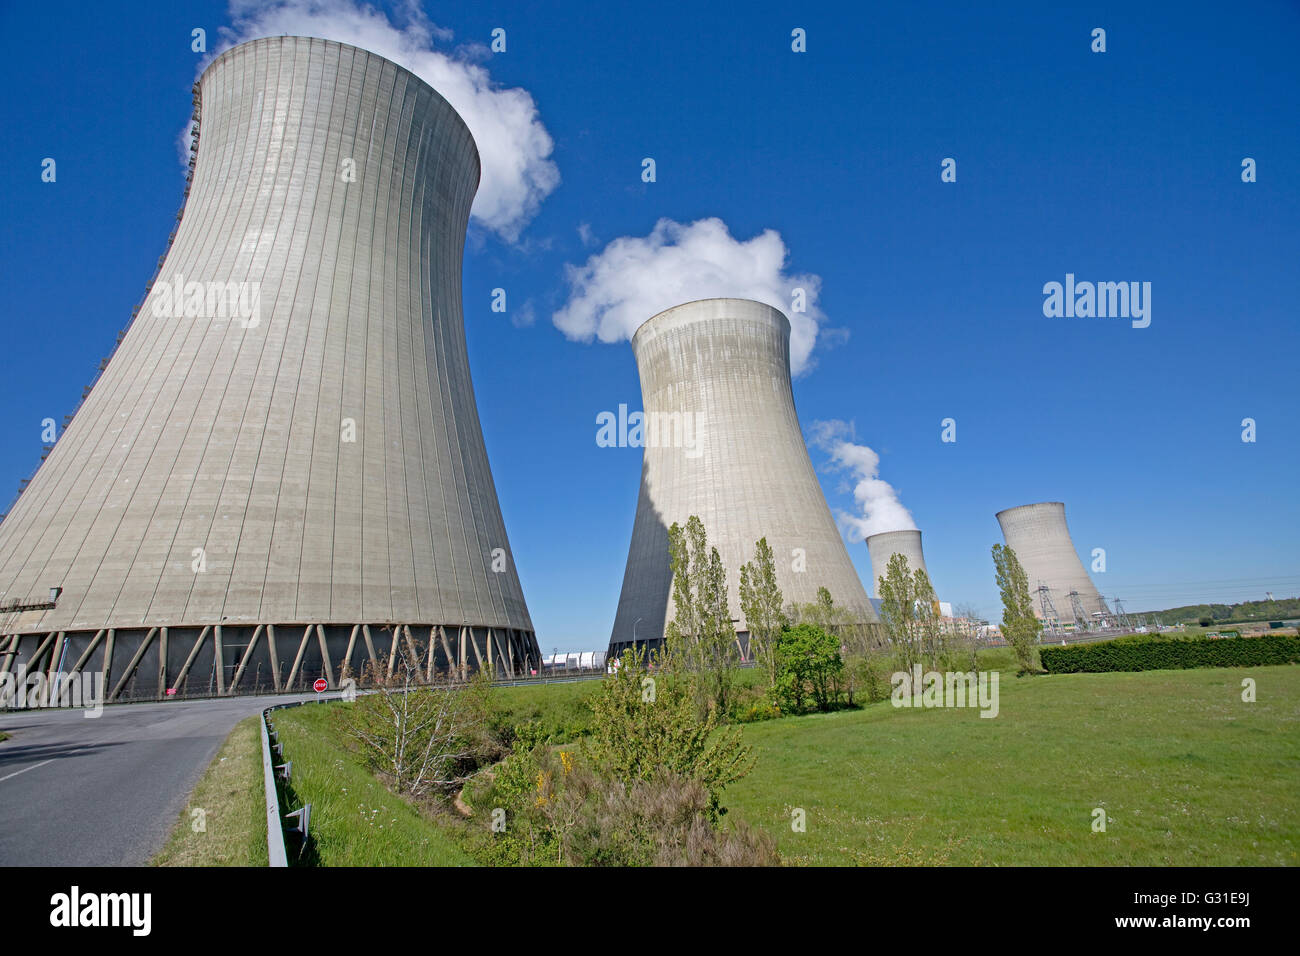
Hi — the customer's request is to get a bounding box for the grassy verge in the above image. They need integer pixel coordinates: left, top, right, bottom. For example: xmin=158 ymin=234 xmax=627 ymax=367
xmin=726 ymin=664 xmax=1300 ymax=865
xmin=488 ymin=677 xmax=602 ymax=743
xmin=152 ymin=715 xmax=268 ymax=866
xmin=0 ymin=731 xmax=9 ymax=742
xmin=271 ymin=702 xmax=473 ymax=866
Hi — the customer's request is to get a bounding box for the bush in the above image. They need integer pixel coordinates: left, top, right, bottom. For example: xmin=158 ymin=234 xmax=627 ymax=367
xmin=1039 ymin=633 xmax=1300 ymax=674
xmin=774 ymin=623 xmax=844 ymax=713
xmin=465 ymin=746 xmax=777 ymax=866
xmin=585 ymin=650 xmax=752 ymax=817
xmin=463 ymin=654 xmax=771 ymax=866
xmin=545 ymin=766 xmax=779 ymax=866
xmin=344 ymin=672 xmax=494 ymax=799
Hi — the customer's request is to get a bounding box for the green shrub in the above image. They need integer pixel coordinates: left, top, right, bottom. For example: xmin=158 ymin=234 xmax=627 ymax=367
xmin=464 ymin=652 xmax=767 ymax=866
xmin=1039 ymin=633 xmax=1300 ymax=674
xmin=773 ymin=623 xmax=844 ymax=713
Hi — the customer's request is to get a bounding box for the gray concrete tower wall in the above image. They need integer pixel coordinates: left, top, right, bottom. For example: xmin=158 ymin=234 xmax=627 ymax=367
xmin=996 ymin=501 xmax=1105 ymax=623
xmin=608 ymin=298 xmax=876 ymax=656
xmin=0 ymin=37 xmax=538 ymax=696
xmin=865 ymin=529 xmax=931 ymax=599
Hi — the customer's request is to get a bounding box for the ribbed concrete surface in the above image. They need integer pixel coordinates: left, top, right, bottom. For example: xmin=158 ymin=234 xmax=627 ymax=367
xmin=0 ymin=37 xmax=533 ymax=642
xmin=865 ymin=529 xmax=932 ymax=599
xmin=996 ymin=501 xmax=1105 ymax=623
xmin=608 ymin=298 xmax=876 ymax=653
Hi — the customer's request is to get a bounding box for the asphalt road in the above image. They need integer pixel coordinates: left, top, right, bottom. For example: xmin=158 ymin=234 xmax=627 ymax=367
xmin=0 ymin=692 xmax=317 ymax=866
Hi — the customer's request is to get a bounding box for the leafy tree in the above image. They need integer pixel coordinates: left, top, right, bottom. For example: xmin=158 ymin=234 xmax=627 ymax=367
xmin=773 ymin=623 xmax=844 ymax=712
xmin=992 ymin=543 xmax=1042 ymax=672
xmin=878 ymin=553 xmax=924 ymax=671
xmin=663 ymin=516 xmax=739 ymax=715
xmin=739 ymin=536 xmax=787 ymax=691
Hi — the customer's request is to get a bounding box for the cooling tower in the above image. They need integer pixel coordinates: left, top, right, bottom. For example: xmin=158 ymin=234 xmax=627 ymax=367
xmin=608 ymin=298 xmax=877 ymax=658
xmin=865 ymin=529 xmax=932 ymax=599
xmin=0 ymin=36 xmax=539 ymax=702
xmin=996 ymin=502 xmax=1105 ymax=625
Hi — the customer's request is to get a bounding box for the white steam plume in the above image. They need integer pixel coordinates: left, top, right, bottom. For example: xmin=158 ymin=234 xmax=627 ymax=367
xmin=809 ymin=419 xmax=916 ymax=540
xmin=191 ymin=0 xmax=559 ymax=242
xmin=552 ymin=217 xmax=830 ymax=375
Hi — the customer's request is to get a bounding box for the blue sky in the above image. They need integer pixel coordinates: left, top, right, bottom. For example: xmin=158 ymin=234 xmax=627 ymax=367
xmin=1 ymin=0 xmax=1297 ymax=651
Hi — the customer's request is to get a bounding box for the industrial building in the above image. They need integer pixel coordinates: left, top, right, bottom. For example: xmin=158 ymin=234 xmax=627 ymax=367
xmin=607 ymin=298 xmax=877 ymax=659
xmin=996 ymin=501 xmax=1107 ymax=629
xmin=865 ymin=529 xmax=933 ymax=599
xmin=0 ymin=37 xmax=539 ymax=701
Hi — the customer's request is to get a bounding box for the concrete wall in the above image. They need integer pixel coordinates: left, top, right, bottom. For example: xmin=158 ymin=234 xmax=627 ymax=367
xmin=0 ymin=37 xmax=536 ymax=672
xmin=865 ymin=529 xmax=931 ymax=599
xmin=996 ymin=501 xmax=1105 ymax=624
xmin=608 ymin=298 xmax=876 ymax=655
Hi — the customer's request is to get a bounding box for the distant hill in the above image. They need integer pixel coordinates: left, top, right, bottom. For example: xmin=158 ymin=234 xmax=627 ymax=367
xmin=1138 ymin=597 xmax=1300 ymax=625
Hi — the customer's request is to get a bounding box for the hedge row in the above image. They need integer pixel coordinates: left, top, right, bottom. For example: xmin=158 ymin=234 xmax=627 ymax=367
xmin=1039 ymin=633 xmax=1300 ymax=674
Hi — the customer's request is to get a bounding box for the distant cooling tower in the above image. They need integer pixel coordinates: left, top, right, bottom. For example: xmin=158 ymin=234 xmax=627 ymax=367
xmin=0 ymin=37 xmax=539 ymax=702
xmin=608 ymin=298 xmax=877 ymax=658
xmin=996 ymin=502 xmax=1105 ymax=625
xmin=865 ymin=529 xmax=932 ymax=599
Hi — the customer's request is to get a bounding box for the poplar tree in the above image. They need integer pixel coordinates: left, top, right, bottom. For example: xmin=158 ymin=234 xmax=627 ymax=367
xmin=664 ymin=516 xmax=739 ymax=714
xmin=739 ymin=537 xmax=787 ymax=690
xmin=992 ymin=543 xmax=1042 ymax=672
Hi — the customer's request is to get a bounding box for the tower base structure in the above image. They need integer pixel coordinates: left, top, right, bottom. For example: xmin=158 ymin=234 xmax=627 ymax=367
xmin=0 ymin=621 xmax=539 ymax=706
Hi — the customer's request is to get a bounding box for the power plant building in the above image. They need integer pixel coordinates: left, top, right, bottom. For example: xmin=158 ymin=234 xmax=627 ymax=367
xmin=608 ymin=298 xmax=877 ymax=658
xmin=0 ymin=37 xmax=539 ymax=701
xmin=865 ymin=529 xmax=932 ymax=599
xmin=996 ymin=501 xmax=1106 ymax=626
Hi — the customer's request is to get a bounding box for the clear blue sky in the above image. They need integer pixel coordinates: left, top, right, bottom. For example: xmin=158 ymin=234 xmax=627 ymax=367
xmin=2 ymin=0 xmax=1297 ymax=651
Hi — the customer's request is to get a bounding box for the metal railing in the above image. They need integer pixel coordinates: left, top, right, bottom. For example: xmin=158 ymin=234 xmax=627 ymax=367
xmin=261 ymin=698 xmax=324 ymax=867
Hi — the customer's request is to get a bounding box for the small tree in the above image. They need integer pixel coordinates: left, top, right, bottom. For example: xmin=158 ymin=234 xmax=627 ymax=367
xmin=773 ymin=623 xmax=844 ymax=713
xmin=992 ymin=543 xmax=1042 ymax=672
xmin=586 ymin=648 xmax=753 ymax=817
xmin=663 ymin=516 xmax=739 ymax=715
xmin=739 ymin=536 xmax=787 ymax=691
xmin=345 ymin=640 xmax=493 ymax=798
xmin=878 ymin=553 xmax=924 ymax=671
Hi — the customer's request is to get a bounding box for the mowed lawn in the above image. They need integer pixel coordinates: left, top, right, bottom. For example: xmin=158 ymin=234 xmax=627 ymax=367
xmin=726 ymin=665 xmax=1299 ymax=866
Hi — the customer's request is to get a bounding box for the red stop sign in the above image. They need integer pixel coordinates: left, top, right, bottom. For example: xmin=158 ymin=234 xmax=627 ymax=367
xmin=313 ymin=678 xmax=328 ymax=693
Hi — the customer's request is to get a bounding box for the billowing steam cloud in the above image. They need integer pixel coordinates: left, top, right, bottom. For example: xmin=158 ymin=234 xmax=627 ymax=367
xmin=195 ymin=0 xmax=559 ymax=242
xmin=552 ymin=217 xmax=828 ymax=375
xmin=809 ymin=419 xmax=916 ymax=540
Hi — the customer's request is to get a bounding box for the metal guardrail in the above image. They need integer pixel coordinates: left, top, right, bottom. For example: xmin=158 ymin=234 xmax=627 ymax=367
xmin=259 ymin=706 xmax=288 ymax=867
xmin=260 ymin=697 xmax=330 ymax=867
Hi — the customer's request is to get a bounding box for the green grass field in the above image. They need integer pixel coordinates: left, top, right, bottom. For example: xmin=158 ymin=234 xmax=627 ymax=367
xmin=725 ymin=664 xmax=1299 ymax=865
xmin=233 ymin=662 xmax=1298 ymax=866
xmin=488 ymin=677 xmax=602 ymax=743
xmin=271 ymin=702 xmax=473 ymax=866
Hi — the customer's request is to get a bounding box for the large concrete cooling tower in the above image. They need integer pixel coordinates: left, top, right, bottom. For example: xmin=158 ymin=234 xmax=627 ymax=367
xmin=996 ymin=502 xmax=1105 ymax=626
xmin=0 ymin=37 xmax=539 ymax=701
xmin=865 ymin=529 xmax=932 ymax=599
xmin=608 ymin=298 xmax=876 ymax=658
